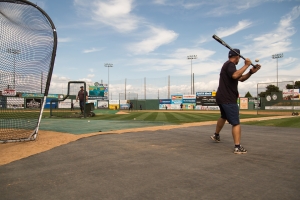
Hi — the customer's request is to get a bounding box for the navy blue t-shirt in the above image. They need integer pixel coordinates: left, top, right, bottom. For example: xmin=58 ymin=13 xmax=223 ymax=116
xmin=216 ymin=60 xmax=239 ymax=104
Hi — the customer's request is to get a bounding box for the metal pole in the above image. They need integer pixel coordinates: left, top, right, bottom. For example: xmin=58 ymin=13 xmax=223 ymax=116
xmin=257 ymin=83 xmax=258 ymax=115
xmin=144 ymin=77 xmax=146 ymax=100
xmin=168 ymin=75 xmax=170 ymax=99
xmin=272 ymin=53 xmax=283 ymax=87
xmin=191 ymin=59 xmax=192 ymax=94
xmin=13 ymin=54 xmax=16 ymax=89
xmin=193 ymin=73 xmax=195 ymax=94
xmin=107 ymin=67 xmax=110 ymax=100
xmin=104 ymin=63 xmax=113 ymax=100
xmin=41 ymin=72 xmax=43 ymax=94
xmin=187 ymin=55 xmax=197 ymax=95
xmin=7 ymin=48 xmax=21 ymax=89
xmin=277 ymin=58 xmax=278 ymax=87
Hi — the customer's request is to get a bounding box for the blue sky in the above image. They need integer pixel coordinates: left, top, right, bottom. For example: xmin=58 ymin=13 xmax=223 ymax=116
xmin=34 ymin=0 xmax=300 ymax=99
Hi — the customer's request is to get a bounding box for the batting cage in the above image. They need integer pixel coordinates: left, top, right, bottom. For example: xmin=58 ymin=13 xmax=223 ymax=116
xmin=0 ymin=0 xmax=57 ymax=143
xmin=257 ymin=81 xmax=300 ymax=115
xmin=49 ymin=81 xmax=95 ymax=118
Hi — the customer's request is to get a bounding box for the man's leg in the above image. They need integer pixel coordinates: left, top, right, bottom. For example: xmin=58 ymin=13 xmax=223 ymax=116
xmin=211 ymin=104 xmax=226 ymax=142
xmin=232 ymin=124 xmax=247 ymax=154
xmin=232 ymin=124 xmax=241 ymax=145
xmin=211 ymin=117 xmax=226 ymax=142
xmin=215 ymin=117 xmax=226 ymax=134
xmin=80 ymin=101 xmax=84 ymax=113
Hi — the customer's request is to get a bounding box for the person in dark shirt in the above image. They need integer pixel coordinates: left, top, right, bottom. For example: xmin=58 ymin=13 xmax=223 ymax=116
xmin=211 ymin=49 xmax=261 ymax=154
xmin=76 ymin=86 xmax=88 ymax=114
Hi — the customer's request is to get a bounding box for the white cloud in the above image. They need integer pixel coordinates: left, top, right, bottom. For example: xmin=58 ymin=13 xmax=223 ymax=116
xmin=58 ymin=37 xmax=72 ymax=43
xmin=74 ymin=0 xmax=139 ymax=33
xmin=129 ymin=27 xmax=178 ymax=54
xmin=126 ymin=47 xmax=216 ymax=76
xmin=169 ymin=48 xmax=215 ymax=61
xmin=244 ymin=6 xmax=300 ymax=59
xmin=205 ymin=0 xmax=268 ymax=16
xmin=215 ymin=20 xmax=253 ymax=38
xmin=183 ymin=2 xmax=205 ymax=9
xmin=153 ymin=0 xmax=167 ymax=5
xmin=83 ymin=48 xmax=103 ymax=53
xmin=87 ymin=74 xmax=95 ymax=78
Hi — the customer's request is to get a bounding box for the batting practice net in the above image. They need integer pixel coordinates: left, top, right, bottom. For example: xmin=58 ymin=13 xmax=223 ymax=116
xmin=257 ymin=81 xmax=300 ymax=115
xmin=49 ymin=82 xmax=94 ymax=118
xmin=0 ymin=0 xmax=57 ymax=142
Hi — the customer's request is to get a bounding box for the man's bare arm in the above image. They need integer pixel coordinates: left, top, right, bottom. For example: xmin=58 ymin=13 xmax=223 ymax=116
xmin=232 ymin=58 xmax=251 ymax=80
xmin=239 ymin=64 xmax=261 ymax=82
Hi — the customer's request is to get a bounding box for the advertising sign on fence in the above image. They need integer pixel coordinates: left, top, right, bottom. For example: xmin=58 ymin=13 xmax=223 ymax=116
xmin=25 ymin=98 xmax=42 ymax=109
xmin=239 ymin=98 xmax=248 ymax=109
xmin=2 ymin=89 xmax=16 ymax=96
xmin=97 ymin=100 xmax=108 ymax=109
xmin=109 ymin=100 xmax=119 ymax=110
xmin=159 ymin=99 xmax=171 ymax=110
xmin=171 ymin=95 xmax=183 ymax=109
xmin=120 ymin=100 xmax=130 ymax=110
xmin=283 ymin=89 xmax=300 ymax=100
xmin=89 ymin=86 xmax=108 ymax=99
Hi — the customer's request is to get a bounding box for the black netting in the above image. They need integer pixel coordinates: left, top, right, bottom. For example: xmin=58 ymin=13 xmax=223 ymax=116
xmin=0 ymin=0 xmax=57 ymax=142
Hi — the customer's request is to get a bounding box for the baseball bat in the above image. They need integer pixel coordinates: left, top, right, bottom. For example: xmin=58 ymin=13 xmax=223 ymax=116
xmin=212 ymin=34 xmax=257 ymax=68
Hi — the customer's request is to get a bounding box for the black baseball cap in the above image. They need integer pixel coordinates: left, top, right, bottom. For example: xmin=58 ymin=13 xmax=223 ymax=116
xmin=80 ymin=86 xmax=83 ymax=88
xmin=228 ymin=49 xmax=240 ymax=57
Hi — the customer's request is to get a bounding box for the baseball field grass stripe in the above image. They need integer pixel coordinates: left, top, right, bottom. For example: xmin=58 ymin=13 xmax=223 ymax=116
xmin=242 ymin=117 xmax=300 ymax=128
xmin=144 ymin=112 xmax=159 ymax=121
xmin=155 ymin=112 xmax=168 ymax=121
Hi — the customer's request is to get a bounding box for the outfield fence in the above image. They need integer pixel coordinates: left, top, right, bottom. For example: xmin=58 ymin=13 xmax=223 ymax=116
xmin=257 ymin=81 xmax=300 ymax=115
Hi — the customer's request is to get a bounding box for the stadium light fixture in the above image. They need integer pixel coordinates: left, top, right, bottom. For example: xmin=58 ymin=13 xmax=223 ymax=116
xmin=187 ymin=55 xmax=197 ymax=94
xmin=272 ymin=53 xmax=283 ymax=87
xmin=104 ymin=63 xmax=113 ymax=100
xmin=7 ymin=48 xmax=21 ymax=89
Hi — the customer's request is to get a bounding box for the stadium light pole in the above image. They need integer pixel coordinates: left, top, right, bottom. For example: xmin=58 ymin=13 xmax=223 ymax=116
xmin=187 ymin=55 xmax=197 ymax=94
xmin=104 ymin=63 xmax=113 ymax=100
xmin=272 ymin=53 xmax=283 ymax=87
xmin=7 ymin=48 xmax=21 ymax=89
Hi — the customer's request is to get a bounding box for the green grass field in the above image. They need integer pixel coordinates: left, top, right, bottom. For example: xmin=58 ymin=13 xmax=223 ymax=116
xmin=241 ymin=117 xmax=300 ymax=128
xmin=1 ymin=109 xmax=299 ymax=128
xmin=90 ymin=111 xmax=300 ymax=128
xmin=89 ymin=111 xmax=267 ymax=123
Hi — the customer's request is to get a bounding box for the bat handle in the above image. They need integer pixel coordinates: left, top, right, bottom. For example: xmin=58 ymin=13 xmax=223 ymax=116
xmin=240 ymin=55 xmax=257 ymax=68
xmin=251 ymin=63 xmax=257 ymax=68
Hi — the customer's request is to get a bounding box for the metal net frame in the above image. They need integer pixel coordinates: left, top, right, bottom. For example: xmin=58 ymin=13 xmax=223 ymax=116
xmin=257 ymin=81 xmax=300 ymax=115
xmin=0 ymin=0 xmax=57 ymax=143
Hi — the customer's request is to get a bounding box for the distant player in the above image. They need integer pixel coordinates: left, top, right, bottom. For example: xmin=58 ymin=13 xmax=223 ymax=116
xmin=211 ymin=49 xmax=261 ymax=154
xmin=76 ymin=86 xmax=88 ymax=114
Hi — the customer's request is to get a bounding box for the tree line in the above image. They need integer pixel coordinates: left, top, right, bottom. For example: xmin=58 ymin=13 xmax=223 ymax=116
xmin=244 ymin=81 xmax=300 ymax=98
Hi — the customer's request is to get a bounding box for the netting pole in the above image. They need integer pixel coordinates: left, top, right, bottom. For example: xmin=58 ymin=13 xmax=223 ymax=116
xmin=257 ymin=83 xmax=258 ymax=115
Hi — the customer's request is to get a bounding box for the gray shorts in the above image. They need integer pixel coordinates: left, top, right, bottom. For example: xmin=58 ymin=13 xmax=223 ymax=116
xmin=218 ymin=104 xmax=240 ymax=126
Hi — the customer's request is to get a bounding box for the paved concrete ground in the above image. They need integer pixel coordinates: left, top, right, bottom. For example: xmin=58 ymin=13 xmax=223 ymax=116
xmin=1 ymin=124 xmax=299 ymax=200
